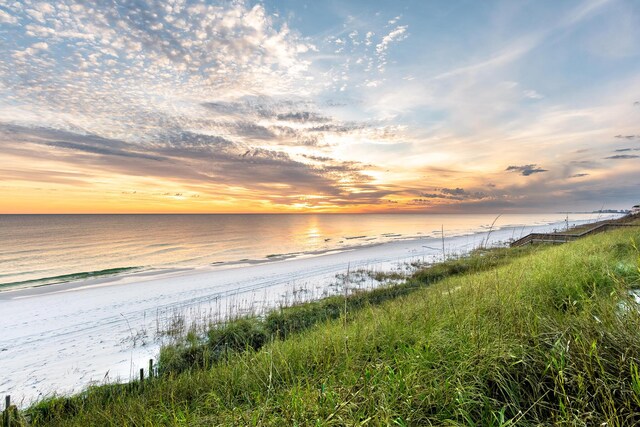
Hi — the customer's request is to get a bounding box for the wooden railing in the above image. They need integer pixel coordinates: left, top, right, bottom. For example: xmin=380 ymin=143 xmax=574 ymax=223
xmin=510 ymin=223 xmax=638 ymax=247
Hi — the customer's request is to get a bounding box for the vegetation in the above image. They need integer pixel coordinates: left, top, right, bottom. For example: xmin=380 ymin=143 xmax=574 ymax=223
xmin=157 ymin=245 xmax=533 ymax=377
xmin=7 ymin=227 xmax=640 ymax=426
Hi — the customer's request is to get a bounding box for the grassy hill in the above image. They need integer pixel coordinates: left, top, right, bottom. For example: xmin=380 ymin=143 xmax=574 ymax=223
xmin=12 ymin=225 xmax=640 ymax=426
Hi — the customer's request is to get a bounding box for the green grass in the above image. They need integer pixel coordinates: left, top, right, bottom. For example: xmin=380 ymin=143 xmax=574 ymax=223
xmin=10 ymin=228 xmax=640 ymax=426
xmin=157 ymin=245 xmax=533 ymax=376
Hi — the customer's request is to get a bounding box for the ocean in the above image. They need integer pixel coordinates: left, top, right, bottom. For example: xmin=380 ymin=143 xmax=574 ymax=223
xmin=0 ymin=213 xmax=608 ymax=290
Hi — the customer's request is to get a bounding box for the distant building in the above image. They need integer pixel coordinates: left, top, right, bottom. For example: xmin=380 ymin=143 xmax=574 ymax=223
xmin=632 ymin=205 xmax=640 ymax=215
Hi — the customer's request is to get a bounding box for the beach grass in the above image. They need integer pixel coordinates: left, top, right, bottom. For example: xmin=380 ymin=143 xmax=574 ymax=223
xmin=11 ymin=226 xmax=640 ymax=426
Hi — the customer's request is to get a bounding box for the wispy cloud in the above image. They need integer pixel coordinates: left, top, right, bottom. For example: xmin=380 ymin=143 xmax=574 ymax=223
xmin=375 ymin=24 xmax=408 ymax=72
xmin=505 ymin=164 xmax=548 ymax=176
xmin=416 ymin=187 xmax=489 ymax=201
xmin=605 ymin=154 xmax=639 ymax=160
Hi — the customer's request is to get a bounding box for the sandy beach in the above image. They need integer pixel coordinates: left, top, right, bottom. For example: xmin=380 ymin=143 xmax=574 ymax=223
xmin=0 ymin=216 xmax=618 ymax=407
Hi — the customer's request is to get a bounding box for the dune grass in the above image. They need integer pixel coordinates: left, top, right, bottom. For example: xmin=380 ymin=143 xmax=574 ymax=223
xmin=157 ymin=245 xmax=533 ymax=377
xmin=11 ymin=227 xmax=640 ymax=426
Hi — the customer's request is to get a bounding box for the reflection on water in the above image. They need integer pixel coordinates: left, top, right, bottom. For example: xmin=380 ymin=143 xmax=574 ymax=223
xmin=0 ymin=213 xmax=608 ymax=286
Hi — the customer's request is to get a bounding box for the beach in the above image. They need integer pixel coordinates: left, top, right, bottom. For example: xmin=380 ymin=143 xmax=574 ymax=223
xmin=0 ymin=214 xmax=620 ymax=406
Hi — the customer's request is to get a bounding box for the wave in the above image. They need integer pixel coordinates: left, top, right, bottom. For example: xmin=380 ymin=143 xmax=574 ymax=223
xmin=344 ymin=235 xmax=367 ymax=240
xmin=0 ymin=267 xmax=141 ymax=292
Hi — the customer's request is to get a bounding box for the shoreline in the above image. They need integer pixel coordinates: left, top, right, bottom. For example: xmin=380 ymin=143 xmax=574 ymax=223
xmin=0 ymin=215 xmax=622 ymax=407
xmin=0 ymin=214 xmax=617 ymax=294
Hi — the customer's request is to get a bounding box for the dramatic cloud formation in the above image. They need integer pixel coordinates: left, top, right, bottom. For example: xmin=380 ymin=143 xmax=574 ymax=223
xmin=0 ymin=0 xmax=639 ymax=213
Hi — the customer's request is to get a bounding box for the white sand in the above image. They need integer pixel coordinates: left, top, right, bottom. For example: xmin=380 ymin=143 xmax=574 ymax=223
xmin=0 ymin=216 xmax=618 ymax=407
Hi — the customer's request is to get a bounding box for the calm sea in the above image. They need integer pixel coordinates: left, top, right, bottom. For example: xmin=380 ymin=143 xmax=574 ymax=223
xmin=0 ymin=213 xmax=607 ymax=289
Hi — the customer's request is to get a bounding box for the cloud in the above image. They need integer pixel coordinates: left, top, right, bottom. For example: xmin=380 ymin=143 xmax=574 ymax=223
xmin=0 ymin=122 xmax=391 ymax=208
xmin=202 ymin=98 xmax=317 ymax=119
xmin=376 ymin=25 xmax=408 ymax=55
xmin=604 ymin=155 xmax=639 ymax=160
xmin=308 ymin=123 xmax=366 ymax=133
xmin=441 ymin=187 xmax=466 ymax=196
xmin=569 ymin=173 xmax=589 ymax=178
xmin=523 ymin=89 xmax=543 ymax=99
xmin=375 ymin=25 xmax=408 ymax=72
xmin=276 ymin=112 xmax=331 ymax=123
xmin=30 ymin=42 xmax=49 ymax=50
xmin=613 ymin=148 xmax=640 ymax=153
xmin=0 ymin=124 xmax=165 ymax=160
xmin=417 ymin=187 xmax=489 ymax=201
xmin=365 ymin=31 xmax=374 ymax=46
xmin=47 ymin=140 xmax=163 ymax=161
xmin=0 ymin=9 xmax=17 ymax=24
xmin=505 ymin=164 xmax=548 ymax=176
xmin=301 ymin=154 xmax=333 ymax=162
xmin=231 ymin=122 xmax=277 ymax=140
xmin=0 ymin=0 xmax=317 ymax=143
xmin=198 ymin=95 xmax=379 ymax=149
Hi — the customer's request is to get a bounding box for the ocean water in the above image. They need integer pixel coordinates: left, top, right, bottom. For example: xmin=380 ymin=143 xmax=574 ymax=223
xmin=0 ymin=213 xmax=609 ymax=289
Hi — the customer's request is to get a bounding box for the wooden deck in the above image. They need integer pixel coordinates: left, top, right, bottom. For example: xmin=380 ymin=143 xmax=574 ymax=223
xmin=510 ymin=221 xmax=639 ymax=247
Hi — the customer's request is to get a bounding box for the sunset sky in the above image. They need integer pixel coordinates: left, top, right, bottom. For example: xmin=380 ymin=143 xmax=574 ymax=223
xmin=0 ymin=0 xmax=638 ymax=213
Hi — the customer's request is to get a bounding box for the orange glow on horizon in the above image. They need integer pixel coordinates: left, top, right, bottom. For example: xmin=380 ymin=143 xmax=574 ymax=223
xmin=0 ymin=179 xmax=478 ymax=214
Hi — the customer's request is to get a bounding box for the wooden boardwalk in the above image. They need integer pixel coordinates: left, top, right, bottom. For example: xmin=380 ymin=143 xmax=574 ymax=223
xmin=510 ymin=222 xmax=638 ymax=247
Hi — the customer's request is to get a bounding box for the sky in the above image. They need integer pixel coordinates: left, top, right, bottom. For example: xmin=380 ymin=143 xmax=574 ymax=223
xmin=0 ymin=0 xmax=639 ymax=214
